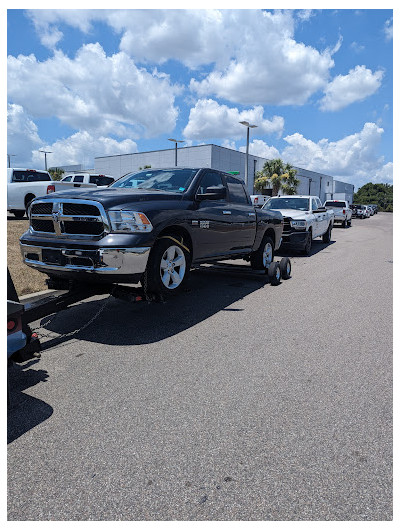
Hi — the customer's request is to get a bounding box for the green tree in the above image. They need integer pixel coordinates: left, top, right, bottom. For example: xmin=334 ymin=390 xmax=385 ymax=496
xmin=353 ymin=182 xmax=393 ymax=211
xmin=48 ymin=167 xmax=65 ymax=181
xmin=254 ymin=158 xmax=299 ymax=195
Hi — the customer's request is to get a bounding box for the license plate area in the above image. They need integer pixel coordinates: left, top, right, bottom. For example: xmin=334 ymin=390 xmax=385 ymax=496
xmin=42 ymin=248 xmax=67 ymax=266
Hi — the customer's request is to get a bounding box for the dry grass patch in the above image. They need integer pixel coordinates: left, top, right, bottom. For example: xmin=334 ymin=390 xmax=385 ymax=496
xmin=7 ymin=217 xmax=48 ymax=296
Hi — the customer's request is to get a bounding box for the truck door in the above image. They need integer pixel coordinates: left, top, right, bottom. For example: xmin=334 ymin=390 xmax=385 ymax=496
xmin=223 ymin=175 xmax=257 ymax=251
xmin=191 ymin=170 xmax=233 ymax=258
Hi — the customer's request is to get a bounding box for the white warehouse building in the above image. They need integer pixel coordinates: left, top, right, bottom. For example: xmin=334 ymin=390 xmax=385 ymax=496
xmin=94 ymin=144 xmax=354 ymax=204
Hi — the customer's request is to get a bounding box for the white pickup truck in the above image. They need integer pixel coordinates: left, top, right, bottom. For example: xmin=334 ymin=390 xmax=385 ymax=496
xmin=262 ymin=195 xmax=334 ymax=255
xmin=7 ymin=168 xmax=53 ymax=218
xmin=47 ymin=173 xmax=115 ymax=194
xmin=323 ymin=200 xmax=352 ymax=227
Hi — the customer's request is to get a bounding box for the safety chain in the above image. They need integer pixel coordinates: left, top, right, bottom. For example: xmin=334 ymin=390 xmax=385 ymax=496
xmin=31 ymin=290 xmax=115 ymax=341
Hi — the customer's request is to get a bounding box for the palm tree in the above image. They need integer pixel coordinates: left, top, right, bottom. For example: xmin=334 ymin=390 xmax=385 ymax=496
xmin=254 ymin=159 xmax=299 ymax=195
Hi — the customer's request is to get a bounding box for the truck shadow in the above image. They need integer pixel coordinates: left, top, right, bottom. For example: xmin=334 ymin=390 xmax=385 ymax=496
xmin=276 ymin=239 xmax=336 ymax=258
xmin=7 ymin=360 xmax=53 ymax=443
xmin=37 ymin=266 xmax=275 ymax=348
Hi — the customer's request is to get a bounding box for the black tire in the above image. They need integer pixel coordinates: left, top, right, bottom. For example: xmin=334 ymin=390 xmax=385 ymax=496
xmin=342 ymin=219 xmax=347 ymax=228
xmin=322 ymin=223 xmax=332 ymax=243
xmin=144 ymin=236 xmax=191 ymax=296
xmin=280 ymin=257 xmax=292 ymax=280
xmin=250 ymin=236 xmax=274 ymax=271
xmin=347 ymin=218 xmax=352 ymax=226
xmin=268 ymin=262 xmax=281 ymax=285
xmin=303 ymin=232 xmax=312 ymax=255
xmin=13 ymin=210 xmax=25 ymax=219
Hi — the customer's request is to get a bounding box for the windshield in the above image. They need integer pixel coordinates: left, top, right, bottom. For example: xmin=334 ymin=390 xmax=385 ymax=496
xmin=111 ymin=168 xmax=199 ymax=193
xmin=264 ymin=197 xmax=310 ymax=211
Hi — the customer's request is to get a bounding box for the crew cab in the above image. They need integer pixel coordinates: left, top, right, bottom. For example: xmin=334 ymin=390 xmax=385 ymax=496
xmin=7 ymin=168 xmax=53 ymax=218
xmin=20 ymin=167 xmax=284 ymax=296
xmin=47 ymin=173 xmax=115 ymax=194
xmin=262 ymin=195 xmax=334 ymax=255
xmin=323 ymin=200 xmax=352 ymax=227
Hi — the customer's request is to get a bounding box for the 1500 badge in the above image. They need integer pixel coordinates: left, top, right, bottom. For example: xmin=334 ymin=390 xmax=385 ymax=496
xmin=199 ymin=220 xmax=210 ymax=229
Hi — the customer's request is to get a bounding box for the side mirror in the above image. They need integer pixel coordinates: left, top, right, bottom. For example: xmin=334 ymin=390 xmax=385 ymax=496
xmin=313 ymin=207 xmax=326 ymax=213
xmin=196 ymin=186 xmax=226 ymax=201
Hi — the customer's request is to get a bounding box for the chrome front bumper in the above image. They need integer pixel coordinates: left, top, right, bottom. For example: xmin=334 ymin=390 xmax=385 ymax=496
xmin=20 ymin=244 xmax=151 ymax=275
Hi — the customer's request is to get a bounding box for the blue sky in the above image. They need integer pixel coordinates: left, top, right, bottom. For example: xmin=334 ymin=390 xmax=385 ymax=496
xmin=7 ymin=8 xmax=393 ymax=189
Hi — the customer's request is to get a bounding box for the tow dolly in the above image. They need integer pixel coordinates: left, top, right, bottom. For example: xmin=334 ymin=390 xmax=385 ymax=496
xmin=7 ymin=255 xmax=291 ymax=363
xmin=7 ymin=268 xmax=150 ymax=363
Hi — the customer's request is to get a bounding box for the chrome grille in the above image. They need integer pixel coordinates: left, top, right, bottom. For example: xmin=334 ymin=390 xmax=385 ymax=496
xmin=29 ymin=199 xmax=108 ymax=238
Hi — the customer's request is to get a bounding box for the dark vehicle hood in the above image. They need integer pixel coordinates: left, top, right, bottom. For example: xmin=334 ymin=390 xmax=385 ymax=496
xmin=43 ymin=188 xmax=184 ymax=209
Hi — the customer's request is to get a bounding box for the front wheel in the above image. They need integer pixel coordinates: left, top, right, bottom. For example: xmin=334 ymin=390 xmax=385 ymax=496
xmin=303 ymin=232 xmax=312 ymax=255
xmin=143 ymin=236 xmax=191 ymax=297
xmin=322 ymin=223 xmax=332 ymax=243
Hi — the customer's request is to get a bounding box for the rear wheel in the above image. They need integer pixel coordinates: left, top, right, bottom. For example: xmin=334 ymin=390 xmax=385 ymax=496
xmin=144 ymin=236 xmax=191 ymax=297
xmin=342 ymin=219 xmax=347 ymax=228
xmin=250 ymin=236 xmax=274 ymax=271
xmin=12 ymin=210 xmax=25 ymax=219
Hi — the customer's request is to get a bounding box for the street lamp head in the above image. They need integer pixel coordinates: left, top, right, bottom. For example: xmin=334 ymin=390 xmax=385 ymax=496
xmin=239 ymin=121 xmax=258 ymax=128
xmin=168 ymin=138 xmax=184 ymax=143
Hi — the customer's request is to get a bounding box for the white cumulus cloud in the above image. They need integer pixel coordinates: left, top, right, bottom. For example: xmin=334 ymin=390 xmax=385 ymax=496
xmin=183 ymin=99 xmax=284 ymax=140
xmin=7 ymin=43 xmax=181 ymax=138
xmin=320 ymin=65 xmax=384 ymax=111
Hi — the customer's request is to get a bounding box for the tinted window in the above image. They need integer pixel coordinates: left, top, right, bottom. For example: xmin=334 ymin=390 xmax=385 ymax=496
xmin=325 ymin=201 xmax=346 ymax=207
xmin=225 ymin=175 xmax=249 ymax=204
xmin=89 ymin=175 xmax=114 ymax=186
xmin=73 ymin=176 xmax=84 ymax=183
xmin=62 ymin=176 xmax=73 ymax=182
xmin=12 ymin=170 xmax=51 ymax=182
xmin=197 ymin=171 xmax=224 ymax=194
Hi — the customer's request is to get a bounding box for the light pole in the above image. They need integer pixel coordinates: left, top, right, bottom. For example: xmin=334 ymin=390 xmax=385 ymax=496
xmin=168 ymin=138 xmax=184 ymax=167
xmin=39 ymin=150 xmax=52 ymax=170
xmin=239 ymin=121 xmax=257 ymax=190
xmin=7 ymin=154 xmax=16 ymax=168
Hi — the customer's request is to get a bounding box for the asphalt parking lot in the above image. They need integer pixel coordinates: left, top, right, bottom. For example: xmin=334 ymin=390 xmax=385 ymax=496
xmin=8 ymin=213 xmax=393 ymax=521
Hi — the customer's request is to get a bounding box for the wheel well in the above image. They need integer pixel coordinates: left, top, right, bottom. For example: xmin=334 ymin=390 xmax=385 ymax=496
xmin=24 ymin=194 xmax=35 ymax=208
xmin=264 ymin=228 xmax=275 ymax=247
xmin=156 ymin=226 xmax=193 ymax=257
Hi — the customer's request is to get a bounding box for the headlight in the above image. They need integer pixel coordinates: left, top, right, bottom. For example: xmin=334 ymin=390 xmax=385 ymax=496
xmin=108 ymin=210 xmax=153 ymax=233
xmin=290 ymin=220 xmax=307 ymax=229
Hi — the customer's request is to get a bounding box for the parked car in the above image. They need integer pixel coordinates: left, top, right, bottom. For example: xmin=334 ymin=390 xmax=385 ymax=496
xmin=47 ymin=173 xmax=115 ymax=194
xmin=323 ymin=200 xmax=352 ymax=227
xmin=20 ymin=167 xmax=285 ymax=295
xmin=353 ymin=204 xmax=368 ymax=218
xmin=250 ymin=194 xmax=270 ymax=208
xmin=262 ymin=195 xmax=334 ymax=255
xmin=7 ymin=300 xmax=26 ymax=359
xmin=7 ymin=168 xmax=53 ymax=218
xmin=366 ymin=205 xmax=374 ymax=216
xmin=369 ymin=204 xmax=379 ymax=214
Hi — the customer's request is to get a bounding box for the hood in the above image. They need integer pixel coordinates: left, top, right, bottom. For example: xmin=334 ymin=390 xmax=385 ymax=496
xmin=268 ymin=208 xmax=310 ymax=219
xmin=44 ymin=187 xmax=183 ymax=208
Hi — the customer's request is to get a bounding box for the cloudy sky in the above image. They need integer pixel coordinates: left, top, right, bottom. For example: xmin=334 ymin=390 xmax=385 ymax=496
xmin=7 ymin=8 xmax=393 ymax=189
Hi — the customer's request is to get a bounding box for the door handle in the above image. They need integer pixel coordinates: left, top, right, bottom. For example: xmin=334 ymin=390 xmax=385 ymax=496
xmin=248 ymin=212 xmax=256 ymax=217
xmin=223 ymin=210 xmax=231 ymax=215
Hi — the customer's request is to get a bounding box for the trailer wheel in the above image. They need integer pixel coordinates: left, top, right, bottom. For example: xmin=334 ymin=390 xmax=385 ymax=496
xmin=268 ymin=262 xmax=281 ymax=285
xmin=250 ymin=236 xmax=274 ymax=271
xmin=280 ymin=257 xmax=292 ymax=280
xmin=144 ymin=236 xmax=190 ymax=296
